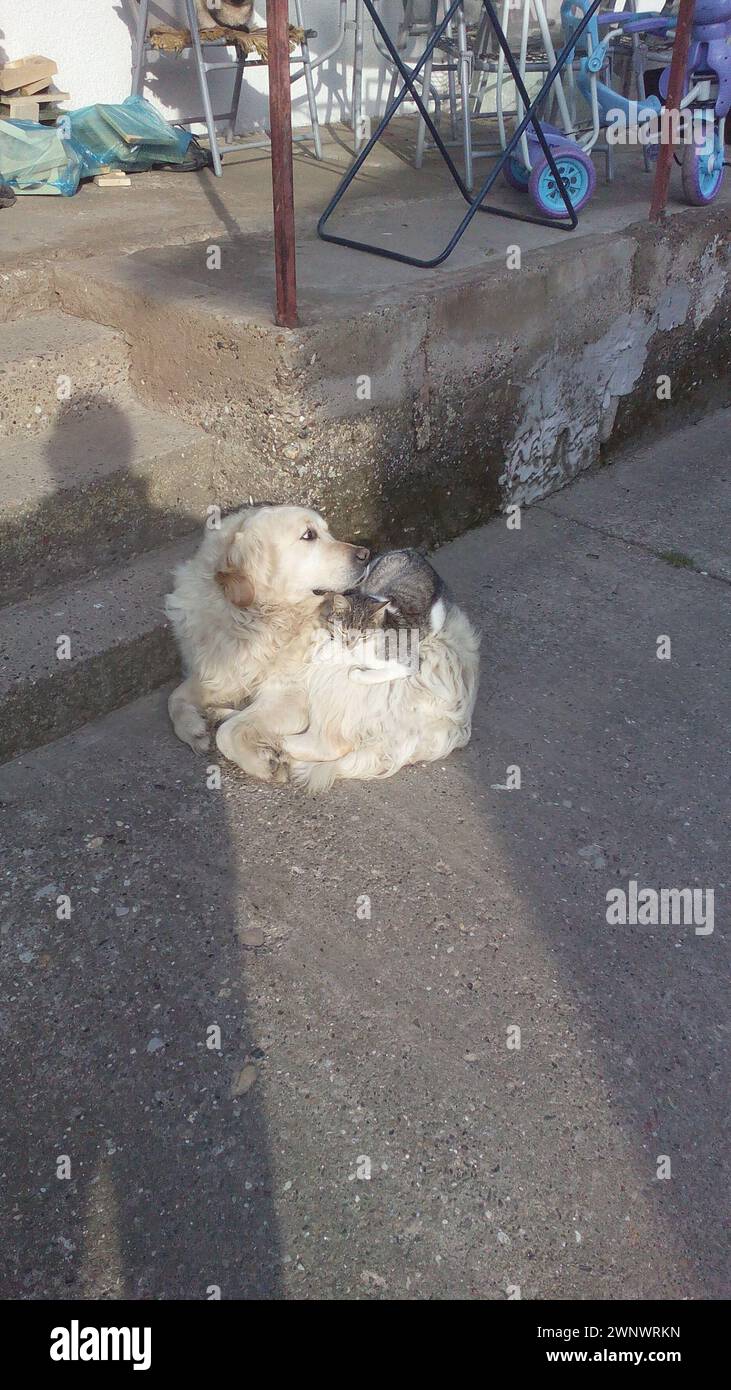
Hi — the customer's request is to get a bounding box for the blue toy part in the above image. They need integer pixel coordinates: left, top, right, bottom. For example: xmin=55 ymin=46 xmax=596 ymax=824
xmin=681 ymin=128 xmax=725 ymax=204
xmin=594 ymin=0 xmax=731 ymax=122
xmin=560 ymin=0 xmax=601 ymax=57
xmin=528 ymin=145 xmax=597 ymax=218
xmin=595 ymin=10 xmax=667 ymax=28
xmin=500 ymin=120 xmax=598 ymax=216
xmin=577 ymin=58 xmax=662 ymax=128
xmin=586 ymin=38 xmax=611 ymax=74
xmin=695 ymin=0 xmax=731 ymax=21
xmin=563 ymin=0 xmax=665 ymax=128
xmin=502 ymin=154 xmax=531 ymax=191
xmin=609 ymin=16 xmax=676 ymax=36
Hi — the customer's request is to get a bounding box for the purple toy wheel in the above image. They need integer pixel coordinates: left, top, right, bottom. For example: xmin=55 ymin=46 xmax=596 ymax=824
xmin=502 ymin=154 xmax=531 ymax=192
xmin=528 ymin=148 xmax=596 ymax=219
xmin=681 ymin=132 xmax=725 ymax=206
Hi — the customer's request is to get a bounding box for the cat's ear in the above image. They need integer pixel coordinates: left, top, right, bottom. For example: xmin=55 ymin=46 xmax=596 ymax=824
xmin=330 ymin=592 xmax=352 ymax=618
xmin=368 ymin=598 xmax=391 ymax=628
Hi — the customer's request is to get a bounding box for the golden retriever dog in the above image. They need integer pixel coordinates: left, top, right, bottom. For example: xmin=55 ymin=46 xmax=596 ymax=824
xmin=165 ymin=504 xmax=369 ymax=776
xmin=166 ymin=504 xmax=480 ymax=792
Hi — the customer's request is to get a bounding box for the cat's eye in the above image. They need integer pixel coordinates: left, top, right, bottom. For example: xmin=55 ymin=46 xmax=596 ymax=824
xmin=301 ymin=527 xmax=317 ymax=541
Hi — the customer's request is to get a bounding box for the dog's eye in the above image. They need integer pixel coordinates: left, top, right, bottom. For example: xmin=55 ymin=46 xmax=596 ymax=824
xmin=301 ymin=528 xmax=317 ymax=541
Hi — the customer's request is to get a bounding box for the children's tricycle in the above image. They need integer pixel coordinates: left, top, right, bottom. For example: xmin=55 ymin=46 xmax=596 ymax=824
xmin=602 ymin=0 xmax=730 ymax=205
xmin=499 ymin=0 xmax=730 ymax=214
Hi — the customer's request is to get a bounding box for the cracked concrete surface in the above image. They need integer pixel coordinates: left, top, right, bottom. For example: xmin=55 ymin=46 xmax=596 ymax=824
xmin=0 ymin=410 xmax=728 ymax=1300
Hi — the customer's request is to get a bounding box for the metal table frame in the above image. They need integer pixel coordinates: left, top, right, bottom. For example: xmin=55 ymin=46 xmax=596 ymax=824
xmin=318 ymin=0 xmax=605 ymax=268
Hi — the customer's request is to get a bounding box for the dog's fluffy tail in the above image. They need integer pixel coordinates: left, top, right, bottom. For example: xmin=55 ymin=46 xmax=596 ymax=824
xmin=290 ymin=742 xmax=402 ymax=793
xmin=289 ymin=760 xmax=340 ymax=795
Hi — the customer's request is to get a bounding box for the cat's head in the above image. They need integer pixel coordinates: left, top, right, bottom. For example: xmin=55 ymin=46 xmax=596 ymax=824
xmin=326 ymin=591 xmax=391 ymax=639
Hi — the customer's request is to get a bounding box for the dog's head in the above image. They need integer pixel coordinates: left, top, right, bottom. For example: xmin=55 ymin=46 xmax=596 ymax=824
xmin=214 ymin=505 xmax=369 ymax=611
xmin=198 ymin=1 xmax=254 ymax=29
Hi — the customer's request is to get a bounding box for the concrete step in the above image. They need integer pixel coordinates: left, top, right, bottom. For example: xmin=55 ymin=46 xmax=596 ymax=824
xmin=53 ymin=252 xmax=287 ymax=435
xmin=0 ymin=398 xmax=217 ymax=605
xmin=0 ymin=310 xmax=130 ymax=440
xmin=0 ymin=536 xmax=194 ymax=763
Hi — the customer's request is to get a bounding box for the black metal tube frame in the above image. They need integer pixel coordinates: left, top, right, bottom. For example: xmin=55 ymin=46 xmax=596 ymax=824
xmin=317 ymin=0 xmax=605 ymax=268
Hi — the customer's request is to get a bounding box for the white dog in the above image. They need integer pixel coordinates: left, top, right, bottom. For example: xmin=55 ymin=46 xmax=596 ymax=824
xmin=165 ymin=504 xmax=369 ymax=778
xmin=166 ymin=504 xmax=480 ymax=790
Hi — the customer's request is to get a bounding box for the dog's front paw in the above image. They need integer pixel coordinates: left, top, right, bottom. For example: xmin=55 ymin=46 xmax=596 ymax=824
xmin=216 ymin=719 xmax=287 ymax=784
xmin=176 ymin=713 xmax=210 ymax=753
xmin=269 ymin=748 xmax=290 ymax=785
xmin=188 ymin=728 xmax=211 ymax=753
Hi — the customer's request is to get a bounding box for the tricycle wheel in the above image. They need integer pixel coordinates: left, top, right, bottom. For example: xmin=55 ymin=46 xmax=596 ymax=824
xmin=528 ymin=148 xmax=596 ymax=218
xmin=681 ymin=132 xmax=725 ymax=206
xmin=502 ymin=154 xmax=531 ymax=192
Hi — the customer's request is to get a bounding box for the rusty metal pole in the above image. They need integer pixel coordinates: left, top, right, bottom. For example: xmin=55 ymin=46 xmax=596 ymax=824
xmin=267 ymin=0 xmax=298 ymax=325
xmin=649 ymin=0 xmax=696 ymax=221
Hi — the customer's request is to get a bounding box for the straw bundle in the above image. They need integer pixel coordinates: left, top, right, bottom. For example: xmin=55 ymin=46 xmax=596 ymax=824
xmin=150 ymin=24 xmax=305 ymax=60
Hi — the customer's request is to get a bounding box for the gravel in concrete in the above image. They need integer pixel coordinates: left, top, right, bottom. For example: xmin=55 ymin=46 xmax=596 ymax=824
xmin=0 ymin=312 xmax=129 ymax=438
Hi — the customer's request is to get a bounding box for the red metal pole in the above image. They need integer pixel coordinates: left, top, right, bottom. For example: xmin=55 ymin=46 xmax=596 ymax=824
xmin=649 ymin=0 xmax=696 ymax=221
xmin=267 ymin=0 xmax=298 ymax=326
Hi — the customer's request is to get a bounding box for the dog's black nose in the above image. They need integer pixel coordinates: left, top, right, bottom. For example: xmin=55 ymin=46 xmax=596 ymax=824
xmin=355 ymin=546 xmax=370 ymax=562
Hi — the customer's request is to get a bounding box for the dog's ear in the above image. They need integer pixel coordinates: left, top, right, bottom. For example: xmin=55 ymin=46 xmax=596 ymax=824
xmin=215 ymin=532 xmax=255 ymax=609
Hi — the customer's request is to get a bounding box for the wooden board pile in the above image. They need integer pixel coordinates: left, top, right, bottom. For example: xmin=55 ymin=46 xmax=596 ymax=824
xmin=0 ymin=55 xmax=69 ymax=124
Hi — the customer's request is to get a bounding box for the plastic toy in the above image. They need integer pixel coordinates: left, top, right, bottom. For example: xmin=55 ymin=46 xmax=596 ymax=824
xmin=498 ymin=0 xmax=729 ymax=214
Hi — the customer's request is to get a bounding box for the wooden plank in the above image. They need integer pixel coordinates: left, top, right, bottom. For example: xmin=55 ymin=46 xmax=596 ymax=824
xmin=18 ymin=76 xmax=56 ymax=96
xmin=0 ymin=97 xmax=40 ymax=120
xmin=0 ymin=55 xmax=56 ymax=93
xmin=37 ymin=106 xmax=66 ymax=125
xmin=36 ymin=88 xmax=70 ymax=105
xmin=266 ymin=0 xmax=298 ymax=328
xmin=94 ymin=173 xmax=132 ymax=188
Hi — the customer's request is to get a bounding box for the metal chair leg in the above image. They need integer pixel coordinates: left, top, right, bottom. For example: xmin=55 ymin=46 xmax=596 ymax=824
xmin=294 ymin=0 xmax=323 ymax=159
xmin=415 ymin=43 xmax=435 ymax=168
xmin=457 ymin=3 xmax=473 ymax=190
xmin=386 ymin=62 xmax=399 ymax=112
xmin=184 ymin=0 xmax=223 ymax=174
xmin=446 ymin=10 xmax=459 ymax=140
xmin=228 ymin=51 xmax=246 ymax=143
xmin=132 ymin=0 xmax=150 ymax=96
xmin=352 ymin=0 xmax=365 ymax=151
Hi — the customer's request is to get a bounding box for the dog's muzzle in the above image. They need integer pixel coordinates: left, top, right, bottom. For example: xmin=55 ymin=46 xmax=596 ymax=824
xmin=313 ymin=546 xmax=370 ymax=595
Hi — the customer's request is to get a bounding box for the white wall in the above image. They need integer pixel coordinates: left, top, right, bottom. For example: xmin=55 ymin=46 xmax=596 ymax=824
xmin=0 ymin=1 xmax=399 ymax=134
xmin=0 ymin=1 xmax=659 ymax=135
